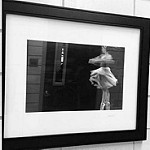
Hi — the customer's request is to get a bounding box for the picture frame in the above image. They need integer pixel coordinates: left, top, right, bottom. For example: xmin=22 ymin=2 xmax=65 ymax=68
xmin=2 ymin=0 xmax=150 ymax=149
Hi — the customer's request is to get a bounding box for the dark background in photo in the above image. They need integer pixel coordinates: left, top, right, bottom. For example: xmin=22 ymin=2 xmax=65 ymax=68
xmin=26 ymin=40 xmax=125 ymax=112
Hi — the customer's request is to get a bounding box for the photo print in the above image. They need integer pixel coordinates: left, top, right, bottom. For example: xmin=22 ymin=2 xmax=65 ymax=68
xmin=26 ymin=40 xmax=125 ymax=112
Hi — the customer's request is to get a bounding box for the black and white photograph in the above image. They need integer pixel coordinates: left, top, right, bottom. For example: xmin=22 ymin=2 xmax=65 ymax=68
xmin=2 ymin=1 xmax=150 ymax=149
xmin=26 ymin=40 xmax=125 ymax=112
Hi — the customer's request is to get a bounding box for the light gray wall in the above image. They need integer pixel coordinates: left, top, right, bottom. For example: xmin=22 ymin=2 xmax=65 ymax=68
xmin=1 ymin=0 xmax=150 ymax=150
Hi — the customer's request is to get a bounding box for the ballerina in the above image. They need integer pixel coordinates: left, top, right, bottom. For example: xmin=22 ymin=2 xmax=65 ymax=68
xmin=88 ymin=46 xmax=118 ymax=110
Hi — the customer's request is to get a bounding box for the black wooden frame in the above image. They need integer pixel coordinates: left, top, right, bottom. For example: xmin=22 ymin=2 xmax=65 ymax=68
xmin=2 ymin=0 xmax=150 ymax=149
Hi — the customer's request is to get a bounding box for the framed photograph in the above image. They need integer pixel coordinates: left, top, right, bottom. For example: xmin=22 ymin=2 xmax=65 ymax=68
xmin=2 ymin=0 xmax=150 ymax=149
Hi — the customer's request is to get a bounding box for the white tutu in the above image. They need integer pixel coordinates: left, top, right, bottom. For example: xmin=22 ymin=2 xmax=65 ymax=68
xmin=89 ymin=67 xmax=118 ymax=89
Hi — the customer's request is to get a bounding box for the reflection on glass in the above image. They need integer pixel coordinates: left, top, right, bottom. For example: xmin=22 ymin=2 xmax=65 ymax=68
xmin=26 ymin=40 xmax=125 ymax=112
